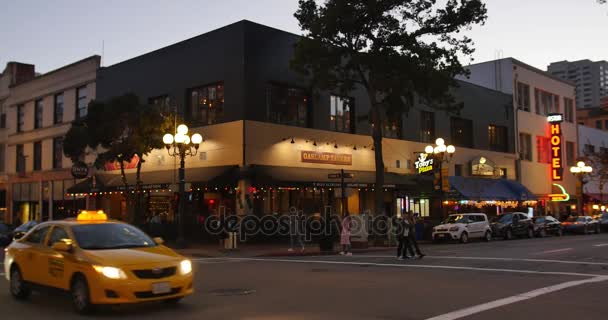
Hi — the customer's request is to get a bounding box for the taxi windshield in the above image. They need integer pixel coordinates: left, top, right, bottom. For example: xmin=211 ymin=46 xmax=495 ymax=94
xmin=72 ymin=223 xmax=156 ymax=250
xmin=443 ymin=215 xmax=468 ymax=224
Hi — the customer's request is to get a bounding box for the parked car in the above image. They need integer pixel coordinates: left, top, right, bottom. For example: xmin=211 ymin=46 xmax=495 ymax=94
xmin=490 ymin=212 xmax=534 ymax=240
xmin=532 ymin=216 xmax=563 ymax=237
xmin=562 ymin=216 xmax=601 ymax=234
xmin=0 ymin=223 xmax=13 ymax=247
xmin=599 ymin=213 xmax=608 ymax=232
xmin=432 ymin=213 xmax=492 ymax=243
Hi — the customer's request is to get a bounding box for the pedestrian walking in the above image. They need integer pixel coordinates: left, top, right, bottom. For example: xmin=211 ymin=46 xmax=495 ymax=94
xmin=397 ymin=217 xmax=415 ymax=259
xmin=340 ymin=216 xmax=352 ymax=256
xmin=406 ymin=211 xmax=425 ymax=259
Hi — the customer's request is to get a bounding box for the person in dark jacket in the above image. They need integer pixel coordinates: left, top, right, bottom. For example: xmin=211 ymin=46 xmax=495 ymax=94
xmin=406 ymin=211 xmax=425 ymax=259
xmin=397 ymin=217 xmax=415 ymax=260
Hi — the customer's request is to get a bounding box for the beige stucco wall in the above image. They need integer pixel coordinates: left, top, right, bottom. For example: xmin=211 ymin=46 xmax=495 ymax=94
xmin=514 ymin=62 xmax=578 ymax=196
xmin=244 ymin=120 xmax=517 ymax=179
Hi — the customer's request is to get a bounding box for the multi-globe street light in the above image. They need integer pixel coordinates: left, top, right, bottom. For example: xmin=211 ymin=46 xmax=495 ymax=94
xmin=425 ymin=138 xmax=455 ymax=215
xmin=570 ymin=161 xmax=593 ymax=216
xmin=163 ymin=124 xmax=203 ymax=247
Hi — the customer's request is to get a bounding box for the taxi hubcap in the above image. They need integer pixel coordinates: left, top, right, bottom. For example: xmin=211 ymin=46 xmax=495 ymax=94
xmin=10 ymin=270 xmax=21 ymax=294
xmin=73 ymin=282 xmax=87 ymax=309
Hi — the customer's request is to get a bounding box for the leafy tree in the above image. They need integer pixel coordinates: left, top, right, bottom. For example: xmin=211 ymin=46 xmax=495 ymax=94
xmin=292 ymin=0 xmax=487 ymax=215
xmin=64 ymin=94 xmax=173 ymax=223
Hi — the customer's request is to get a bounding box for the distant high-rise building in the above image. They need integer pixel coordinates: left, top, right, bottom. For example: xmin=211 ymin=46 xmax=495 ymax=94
xmin=548 ymin=59 xmax=608 ymax=108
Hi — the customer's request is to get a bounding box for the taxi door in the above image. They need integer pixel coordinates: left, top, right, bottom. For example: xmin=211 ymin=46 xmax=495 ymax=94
xmin=42 ymin=226 xmax=73 ymax=289
xmin=19 ymin=225 xmax=53 ymax=285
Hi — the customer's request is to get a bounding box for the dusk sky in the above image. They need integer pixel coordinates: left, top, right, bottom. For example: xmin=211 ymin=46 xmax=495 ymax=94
xmin=1 ymin=0 xmax=606 ymax=74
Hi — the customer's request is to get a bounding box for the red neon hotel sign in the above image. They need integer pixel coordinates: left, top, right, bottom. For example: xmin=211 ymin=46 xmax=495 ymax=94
xmin=548 ymin=114 xmax=563 ymax=181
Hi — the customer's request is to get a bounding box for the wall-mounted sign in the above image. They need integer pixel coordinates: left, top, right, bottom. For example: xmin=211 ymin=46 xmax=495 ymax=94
xmin=471 ymin=156 xmax=495 ymax=176
xmin=415 ymin=153 xmax=434 ymax=174
xmin=549 ymin=183 xmax=570 ymax=202
xmin=71 ymin=162 xmax=89 ymax=179
xmin=549 ymin=114 xmax=563 ymax=181
xmin=301 ymin=151 xmax=352 ymax=165
xmin=547 ymin=114 xmax=563 ymax=123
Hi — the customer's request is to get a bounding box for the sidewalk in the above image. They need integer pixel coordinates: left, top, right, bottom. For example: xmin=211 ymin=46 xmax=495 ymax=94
xmin=173 ymin=242 xmax=396 ymax=258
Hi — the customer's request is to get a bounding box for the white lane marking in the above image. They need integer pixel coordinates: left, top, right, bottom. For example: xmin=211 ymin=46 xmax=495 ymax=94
xmin=204 ymin=257 xmax=607 ymax=278
xmin=341 ymin=255 xmax=608 ymax=267
xmin=536 ymin=248 xmax=573 ymax=255
xmin=593 ymin=243 xmax=608 ymax=247
xmin=425 ymin=276 xmax=608 ymax=320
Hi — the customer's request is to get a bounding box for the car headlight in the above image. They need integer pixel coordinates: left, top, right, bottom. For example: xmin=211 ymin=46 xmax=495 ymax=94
xmin=180 ymin=259 xmax=192 ymax=275
xmin=449 ymin=226 xmax=460 ymax=232
xmin=94 ymin=266 xmax=127 ymax=279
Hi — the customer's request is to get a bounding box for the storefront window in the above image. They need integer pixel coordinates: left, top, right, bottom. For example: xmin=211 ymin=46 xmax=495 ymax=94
xmin=190 ymin=82 xmax=224 ymax=125
xmin=267 ymin=84 xmax=308 ymax=127
xmin=408 ymin=198 xmax=430 ymax=217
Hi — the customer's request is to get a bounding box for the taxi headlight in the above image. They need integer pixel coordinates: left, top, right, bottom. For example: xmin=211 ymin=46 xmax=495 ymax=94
xmin=180 ymin=260 xmax=192 ymax=275
xmin=94 ymin=266 xmax=127 ymax=280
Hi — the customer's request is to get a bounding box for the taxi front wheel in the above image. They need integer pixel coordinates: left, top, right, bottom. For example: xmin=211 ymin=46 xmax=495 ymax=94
xmin=9 ymin=266 xmax=31 ymax=300
xmin=71 ymin=275 xmax=94 ymax=314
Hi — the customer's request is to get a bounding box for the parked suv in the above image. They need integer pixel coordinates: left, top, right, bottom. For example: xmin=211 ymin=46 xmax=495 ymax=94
xmin=432 ymin=213 xmax=492 ymax=243
xmin=490 ymin=212 xmax=534 ymax=240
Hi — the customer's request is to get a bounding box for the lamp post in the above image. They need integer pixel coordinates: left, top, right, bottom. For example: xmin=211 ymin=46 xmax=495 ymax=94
xmin=163 ymin=124 xmax=203 ymax=247
xmin=570 ymin=161 xmax=592 ymax=216
xmin=425 ymin=138 xmax=455 ymax=216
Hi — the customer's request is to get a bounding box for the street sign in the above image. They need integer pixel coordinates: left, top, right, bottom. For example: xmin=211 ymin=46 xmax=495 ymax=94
xmin=328 ymin=173 xmax=354 ymax=179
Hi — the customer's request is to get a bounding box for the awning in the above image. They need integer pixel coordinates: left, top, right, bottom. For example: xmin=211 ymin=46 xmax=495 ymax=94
xmin=67 ymin=176 xmax=105 ymax=194
xmin=97 ymin=165 xmax=238 ymax=188
xmin=448 ymin=176 xmax=537 ymax=201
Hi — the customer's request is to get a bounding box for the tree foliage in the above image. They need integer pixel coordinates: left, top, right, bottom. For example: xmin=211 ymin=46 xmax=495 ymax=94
xmin=292 ymin=0 xmax=487 ymax=214
xmin=64 ymin=93 xmax=173 ymax=222
xmin=584 ymin=149 xmax=608 ymax=199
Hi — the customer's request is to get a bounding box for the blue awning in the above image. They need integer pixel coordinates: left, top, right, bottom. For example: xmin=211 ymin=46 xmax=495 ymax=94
xmin=448 ymin=176 xmax=536 ymax=201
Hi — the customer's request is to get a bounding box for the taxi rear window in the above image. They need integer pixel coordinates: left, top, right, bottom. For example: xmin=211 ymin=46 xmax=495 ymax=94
xmin=72 ymin=223 xmax=156 ymax=250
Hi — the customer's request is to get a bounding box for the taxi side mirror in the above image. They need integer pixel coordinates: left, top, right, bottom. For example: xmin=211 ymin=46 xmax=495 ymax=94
xmin=13 ymin=231 xmax=25 ymax=240
xmin=52 ymin=242 xmax=72 ymax=252
xmin=153 ymin=237 xmax=164 ymax=245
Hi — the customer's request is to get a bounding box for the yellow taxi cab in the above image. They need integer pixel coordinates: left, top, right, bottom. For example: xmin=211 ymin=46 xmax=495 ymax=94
xmin=3 ymin=210 xmax=194 ymax=313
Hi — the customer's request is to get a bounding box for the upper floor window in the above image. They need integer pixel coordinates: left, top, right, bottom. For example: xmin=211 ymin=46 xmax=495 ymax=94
xmin=584 ymin=144 xmax=596 ymax=155
xmin=535 ymin=89 xmax=559 ymax=115
xmin=54 ymin=93 xmax=64 ymax=124
xmin=267 ymin=84 xmax=308 ymax=127
xmin=566 ymin=141 xmax=575 ymax=166
xmin=381 ymin=118 xmax=401 ymax=139
xmin=16 ymin=144 xmax=25 ymax=173
xmin=420 ymin=111 xmax=435 ymax=143
xmin=564 ymin=98 xmax=574 ymax=123
xmin=76 ymin=86 xmax=88 ymax=119
xmin=517 ymin=82 xmax=530 ymax=111
xmin=329 ymin=95 xmax=353 ymax=133
xmin=34 ymin=99 xmax=43 ymax=129
xmin=519 ymin=133 xmax=532 ymax=161
xmin=450 ymin=117 xmax=473 ymax=148
xmin=189 ymin=83 xmax=224 ymax=125
xmin=0 ymin=143 xmax=4 ymax=172
xmin=53 ymin=137 xmax=64 ymax=169
xmin=149 ymin=95 xmax=171 ymax=109
xmin=17 ymin=104 xmax=24 ymax=132
xmin=536 ymin=136 xmax=550 ymax=163
xmin=33 ymin=141 xmax=42 ymax=171
xmin=488 ymin=124 xmax=508 ymax=152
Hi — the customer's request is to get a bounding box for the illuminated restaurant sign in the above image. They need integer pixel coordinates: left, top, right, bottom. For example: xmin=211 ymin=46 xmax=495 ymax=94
xmin=301 ymin=151 xmax=352 ymax=165
xmin=548 ymin=113 xmax=563 ymax=181
xmin=415 ymin=153 xmax=434 ymax=174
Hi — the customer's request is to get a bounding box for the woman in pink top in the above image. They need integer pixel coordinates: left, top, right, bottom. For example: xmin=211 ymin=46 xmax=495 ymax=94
xmin=340 ymin=216 xmax=352 ymax=256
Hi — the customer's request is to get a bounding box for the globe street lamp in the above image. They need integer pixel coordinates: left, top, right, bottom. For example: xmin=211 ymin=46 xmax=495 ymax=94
xmin=425 ymin=138 xmax=455 ymax=216
xmin=570 ymin=161 xmax=592 ymax=216
xmin=163 ymin=124 xmax=203 ymax=247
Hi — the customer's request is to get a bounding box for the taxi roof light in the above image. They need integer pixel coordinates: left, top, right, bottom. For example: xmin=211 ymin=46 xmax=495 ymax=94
xmin=77 ymin=210 xmax=108 ymax=222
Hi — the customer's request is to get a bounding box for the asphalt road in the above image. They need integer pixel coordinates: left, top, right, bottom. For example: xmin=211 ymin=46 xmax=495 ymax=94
xmin=2 ymin=233 xmax=608 ymax=319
